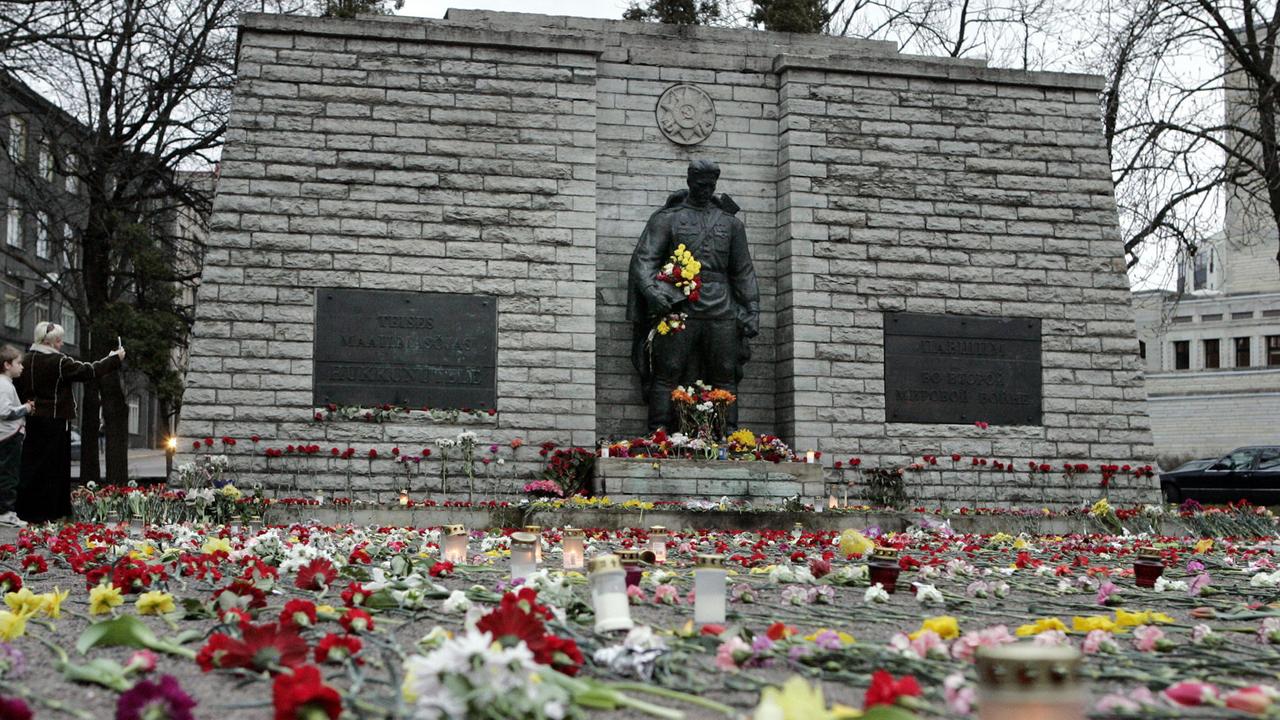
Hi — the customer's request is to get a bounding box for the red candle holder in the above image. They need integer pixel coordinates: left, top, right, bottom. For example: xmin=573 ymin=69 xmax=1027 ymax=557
xmin=868 ymin=546 xmax=901 ymax=593
xmin=1134 ymin=549 xmax=1164 ymax=588
xmin=617 ymin=549 xmax=643 ymax=588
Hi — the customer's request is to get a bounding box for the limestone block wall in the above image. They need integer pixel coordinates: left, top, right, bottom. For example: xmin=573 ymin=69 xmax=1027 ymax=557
xmin=774 ymin=55 xmax=1156 ymax=502
xmin=180 ymin=14 xmax=602 ymax=493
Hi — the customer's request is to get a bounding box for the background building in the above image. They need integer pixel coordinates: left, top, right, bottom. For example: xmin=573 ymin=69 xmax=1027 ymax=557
xmin=0 ymin=71 xmax=170 ymax=450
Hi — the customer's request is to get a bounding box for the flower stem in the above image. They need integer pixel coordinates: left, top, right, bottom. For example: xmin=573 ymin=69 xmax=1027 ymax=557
xmin=609 ymin=681 xmax=737 ymax=716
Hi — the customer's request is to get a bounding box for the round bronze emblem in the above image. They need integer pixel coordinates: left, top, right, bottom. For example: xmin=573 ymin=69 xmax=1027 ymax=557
xmin=655 ymin=84 xmax=716 ymax=146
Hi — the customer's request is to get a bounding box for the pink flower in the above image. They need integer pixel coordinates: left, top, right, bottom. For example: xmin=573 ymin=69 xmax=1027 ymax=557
xmin=714 ymin=636 xmax=750 ymax=672
xmin=950 ymin=625 xmax=1014 ymax=663
xmin=1188 ymin=573 xmax=1212 ymax=596
xmin=1033 ymin=630 xmax=1070 ymax=648
xmin=653 ymin=584 xmax=679 ymax=605
xmin=1165 ymin=681 xmax=1218 ymax=706
xmin=1096 ymin=687 xmax=1158 ymax=713
xmin=910 ymin=630 xmax=947 ymax=659
xmin=1132 ymin=625 xmax=1165 ymax=652
xmin=1095 ymin=580 xmax=1118 ymax=606
xmin=625 ymin=585 xmax=646 ymax=604
xmin=1082 ymin=630 xmax=1117 ymax=655
xmin=943 ymin=673 xmax=974 ymax=715
xmin=1225 ymin=687 xmax=1275 ymax=714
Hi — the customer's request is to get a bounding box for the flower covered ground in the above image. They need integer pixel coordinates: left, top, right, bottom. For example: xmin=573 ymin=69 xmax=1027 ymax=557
xmin=0 ymin=518 xmax=1278 ymax=719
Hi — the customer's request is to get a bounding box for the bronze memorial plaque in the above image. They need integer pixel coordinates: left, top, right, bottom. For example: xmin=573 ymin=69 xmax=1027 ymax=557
xmin=883 ymin=312 xmax=1041 ymax=425
xmin=313 ymin=289 xmax=497 ymax=410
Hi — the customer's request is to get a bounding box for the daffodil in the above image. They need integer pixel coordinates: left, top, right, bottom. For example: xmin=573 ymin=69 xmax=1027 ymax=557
xmin=0 ymin=611 xmax=27 ymax=641
xmin=753 ymin=676 xmax=832 ymax=720
xmin=39 ymin=588 xmax=69 ymax=619
xmin=1114 ymin=609 xmax=1174 ymax=628
xmin=4 ymin=588 xmax=43 ymax=617
xmin=89 ymin=584 xmax=124 ymax=616
xmin=1015 ymin=617 xmax=1067 ymax=637
xmin=1072 ymin=615 xmax=1118 ymax=633
xmin=136 ymin=590 xmax=176 ymax=616
xmin=910 ymin=615 xmax=960 ymax=641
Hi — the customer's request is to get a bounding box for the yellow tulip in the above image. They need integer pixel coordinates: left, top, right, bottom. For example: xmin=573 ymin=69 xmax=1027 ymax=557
xmin=39 ymin=588 xmax=69 ymax=619
xmin=4 ymin=588 xmax=43 ymax=617
xmin=1072 ymin=615 xmax=1118 ymax=633
xmin=201 ymin=537 xmax=233 ymax=555
xmin=838 ymin=530 xmax=875 ymax=558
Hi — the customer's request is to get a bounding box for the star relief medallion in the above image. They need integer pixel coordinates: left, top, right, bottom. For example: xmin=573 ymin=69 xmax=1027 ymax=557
xmin=655 ymin=84 xmax=716 ymax=146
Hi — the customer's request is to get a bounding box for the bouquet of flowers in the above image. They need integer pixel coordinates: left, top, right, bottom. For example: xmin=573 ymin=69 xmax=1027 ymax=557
xmin=671 ymin=381 xmax=735 ymax=441
xmin=654 ymin=243 xmax=701 ymax=336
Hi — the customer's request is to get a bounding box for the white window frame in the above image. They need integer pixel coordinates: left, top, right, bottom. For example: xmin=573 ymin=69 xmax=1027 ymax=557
xmin=35 ymin=212 xmax=49 ymax=259
xmin=127 ymin=397 xmax=141 ymax=435
xmin=61 ymin=305 xmax=77 ymax=345
xmin=7 ymin=116 xmax=25 ymax=163
xmin=61 ymin=224 xmax=74 ymax=269
xmin=3 ymin=291 xmax=20 ymax=330
xmin=32 ymin=301 xmax=48 ymax=332
xmin=37 ymin=140 xmax=52 ymax=182
xmin=63 ymin=154 xmax=78 ymax=194
xmin=5 ymin=197 xmax=20 ymax=248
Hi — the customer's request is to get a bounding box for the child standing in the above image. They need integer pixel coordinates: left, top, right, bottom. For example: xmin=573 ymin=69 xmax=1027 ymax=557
xmin=0 ymin=346 xmax=33 ymax=527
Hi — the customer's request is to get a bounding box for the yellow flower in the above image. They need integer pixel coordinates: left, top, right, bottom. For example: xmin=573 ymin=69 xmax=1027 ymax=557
xmin=1194 ymin=539 xmax=1214 ymax=554
xmin=4 ymin=588 xmax=43 ymax=617
xmin=1114 ymin=609 xmax=1174 ymax=628
xmin=754 ymin=676 xmax=833 ymax=720
xmin=201 ymin=537 xmax=233 ymax=555
xmin=218 ymin=484 xmax=242 ymax=500
xmin=1089 ymin=498 xmax=1113 ymax=517
xmin=910 ymin=616 xmax=960 ymax=641
xmin=657 ymin=320 xmax=671 ymax=336
xmin=89 ymin=584 xmax=124 ymax=615
xmin=1072 ymin=615 xmax=1118 ymax=633
xmin=1015 ymin=617 xmax=1067 ymax=637
xmin=0 ymin=611 xmax=27 ymax=641
xmin=803 ymin=628 xmax=856 ymax=646
xmin=1012 ymin=538 xmax=1029 ymax=550
xmin=838 ymin=530 xmax=875 ymax=558
xmin=39 ymin=588 xmax=70 ymax=619
xmin=989 ymin=532 xmax=1015 ymax=546
xmin=136 ymin=591 xmax=176 ymax=616
xmin=728 ymin=429 xmax=757 ymax=448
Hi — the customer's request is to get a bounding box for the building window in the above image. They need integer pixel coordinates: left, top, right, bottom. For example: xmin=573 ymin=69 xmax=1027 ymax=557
xmin=31 ymin=301 xmax=48 ymax=332
xmin=61 ymin=305 xmax=76 ymax=345
xmin=1139 ymin=340 xmax=1146 ymax=359
xmin=1173 ymin=340 xmax=1190 ymax=370
xmin=1235 ymin=337 xmax=1251 ymax=368
xmin=127 ymin=397 xmax=140 ymax=435
xmin=1203 ymin=338 xmax=1220 ymax=369
xmin=61 ymin=224 xmax=73 ymax=269
xmin=2 ymin=291 xmax=19 ymax=330
xmin=5 ymin=198 xmax=19 ymax=248
xmin=6 ymin=116 xmax=26 ymax=163
xmin=35 ymin=212 xmax=49 ymax=259
xmin=1269 ymin=336 xmax=1280 ymax=367
xmin=37 ymin=140 xmax=52 ymax=182
xmin=63 ymin=154 xmax=78 ymax=194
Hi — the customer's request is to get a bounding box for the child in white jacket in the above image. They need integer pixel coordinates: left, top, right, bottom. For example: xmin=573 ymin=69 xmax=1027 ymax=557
xmin=0 ymin=345 xmax=33 ymax=526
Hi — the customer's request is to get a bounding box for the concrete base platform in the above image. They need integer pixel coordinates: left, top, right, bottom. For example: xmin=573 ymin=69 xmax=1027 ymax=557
xmin=591 ymin=457 xmax=826 ymax=505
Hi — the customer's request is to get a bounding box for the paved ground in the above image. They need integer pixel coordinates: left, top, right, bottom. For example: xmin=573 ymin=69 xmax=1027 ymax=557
xmin=70 ymin=448 xmax=168 ymax=480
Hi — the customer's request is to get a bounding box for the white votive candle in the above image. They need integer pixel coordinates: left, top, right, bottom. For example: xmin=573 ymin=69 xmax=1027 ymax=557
xmin=694 ymin=554 xmax=727 ymax=625
xmin=589 ymin=555 xmax=634 ymax=633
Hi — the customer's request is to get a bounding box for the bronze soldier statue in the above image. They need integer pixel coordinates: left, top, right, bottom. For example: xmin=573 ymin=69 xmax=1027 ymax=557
xmin=627 ymin=160 xmax=760 ymax=432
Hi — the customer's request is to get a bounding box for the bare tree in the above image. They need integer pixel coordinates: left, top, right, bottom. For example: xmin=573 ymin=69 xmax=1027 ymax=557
xmin=4 ymin=0 xmax=240 ymax=484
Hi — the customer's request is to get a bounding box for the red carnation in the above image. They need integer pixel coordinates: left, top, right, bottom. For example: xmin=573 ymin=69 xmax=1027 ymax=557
xmin=197 ymin=622 xmax=308 ymax=674
xmin=339 ymin=608 xmax=373 ymax=634
xmin=314 ymin=633 xmax=363 ymax=665
xmin=280 ymin=599 xmax=317 ymax=630
xmin=272 ymin=664 xmax=341 ymax=720
xmin=0 ymin=572 xmax=21 ymax=593
xmin=294 ymin=559 xmax=337 ymax=592
xmin=864 ymin=669 xmax=922 ymax=709
xmin=203 ymin=437 xmax=214 ymax=447
xmin=367 ymin=449 xmax=377 ymax=459
xmin=429 ymin=561 xmax=454 ymax=577
xmin=531 ymin=634 xmax=584 ymax=676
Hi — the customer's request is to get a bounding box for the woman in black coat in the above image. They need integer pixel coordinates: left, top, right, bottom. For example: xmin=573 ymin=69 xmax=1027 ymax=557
xmin=15 ymin=322 xmax=124 ymax=523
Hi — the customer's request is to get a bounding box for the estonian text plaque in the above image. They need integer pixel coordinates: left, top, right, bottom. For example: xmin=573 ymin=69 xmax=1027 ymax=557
xmin=313 ymin=289 xmax=497 ymax=410
xmin=883 ymin=312 xmax=1041 ymax=426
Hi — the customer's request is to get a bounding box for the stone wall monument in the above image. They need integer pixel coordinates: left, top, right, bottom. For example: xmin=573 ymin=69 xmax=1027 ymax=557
xmin=179 ymin=10 xmax=1157 ymax=504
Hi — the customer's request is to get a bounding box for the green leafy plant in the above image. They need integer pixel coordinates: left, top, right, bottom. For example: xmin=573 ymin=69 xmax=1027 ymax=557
xmin=865 ymin=466 xmax=907 ymax=509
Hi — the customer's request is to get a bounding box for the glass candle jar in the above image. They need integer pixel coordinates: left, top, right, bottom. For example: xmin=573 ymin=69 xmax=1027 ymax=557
xmin=398 ymin=491 xmax=409 ymax=506
xmin=617 ymin=549 xmax=643 ymax=588
xmin=649 ymin=526 xmax=668 ymax=564
xmin=829 ymin=494 xmax=838 ymax=510
xmin=563 ymin=527 xmax=585 ymax=570
xmin=791 ymin=522 xmax=803 ymax=542
xmin=523 ymin=525 xmax=543 ymax=562
xmin=589 ymin=554 xmax=634 ymax=633
xmin=868 ymin=546 xmax=902 ymax=594
xmin=694 ymin=553 xmax=727 ymax=625
xmin=1133 ymin=548 xmax=1164 ymax=588
xmin=443 ymin=525 xmax=468 ymax=564
xmin=510 ymin=532 xmax=538 ymax=580
xmin=975 ymin=643 xmax=1086 ymax=720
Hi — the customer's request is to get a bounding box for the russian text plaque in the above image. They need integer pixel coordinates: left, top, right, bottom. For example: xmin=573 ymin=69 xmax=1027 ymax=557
xmin=883 ymin=312 xmax=1041 ymax=425
xmin=313 ymin=289 xmax=497 ymax=410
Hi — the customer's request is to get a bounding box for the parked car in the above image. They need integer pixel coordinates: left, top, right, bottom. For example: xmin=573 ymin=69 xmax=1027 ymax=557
xmin=1160 ymin=446 xmax=1280 ymax=504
